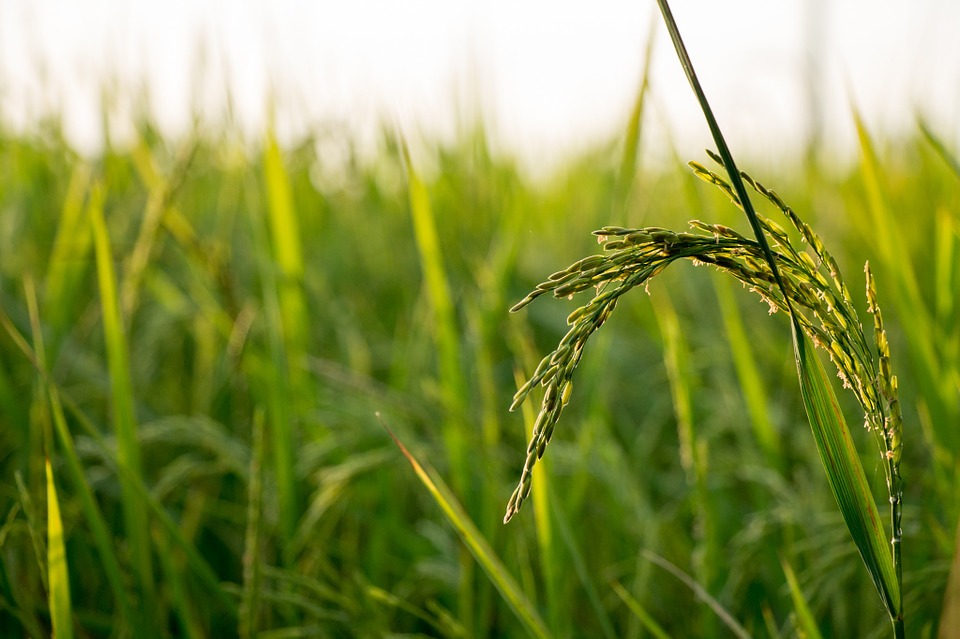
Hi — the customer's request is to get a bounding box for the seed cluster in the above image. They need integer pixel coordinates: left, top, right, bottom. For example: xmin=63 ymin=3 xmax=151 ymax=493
xmin=504 ymin=159 xmax=903 ymax=524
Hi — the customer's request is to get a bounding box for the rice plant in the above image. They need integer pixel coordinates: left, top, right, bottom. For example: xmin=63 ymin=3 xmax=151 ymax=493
xmin=505 ymin=157 xmax=903 ymax=624
xmin=504 ymin=2 xmax=905 ymax=636
xmin=1 ymin=9 xmax=956 ymax=636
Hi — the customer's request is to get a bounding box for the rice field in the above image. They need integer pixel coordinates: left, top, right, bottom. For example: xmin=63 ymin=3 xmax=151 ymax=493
xmin=0 ymin=58 xmax=958 ymax=637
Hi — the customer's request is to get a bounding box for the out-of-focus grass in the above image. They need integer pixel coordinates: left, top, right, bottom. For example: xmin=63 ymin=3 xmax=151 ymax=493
xmin=0 ymin=104 xmax=955 ymax=638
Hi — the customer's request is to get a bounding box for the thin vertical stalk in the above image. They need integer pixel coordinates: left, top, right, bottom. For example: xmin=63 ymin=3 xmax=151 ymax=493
xmin=90 ymin=183 xmax=158 ymax=628
xmin=654 ymin=1 xmax=901 ymax=634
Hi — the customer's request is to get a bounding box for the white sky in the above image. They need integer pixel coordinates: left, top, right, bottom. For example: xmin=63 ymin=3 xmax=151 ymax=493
xmin=1 ymin=0 xmax=958 ymax=171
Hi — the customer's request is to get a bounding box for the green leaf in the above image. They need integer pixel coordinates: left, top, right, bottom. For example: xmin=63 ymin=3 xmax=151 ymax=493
xmin=792 ymin=327 xmax=900 ymax=621
xmin=780 ymin=554 xmax=823 ymax=639
xmin=46 ymin=458 xmax=74 ymax=639
xmin=382 ymin=416 xmax=551 ymax=639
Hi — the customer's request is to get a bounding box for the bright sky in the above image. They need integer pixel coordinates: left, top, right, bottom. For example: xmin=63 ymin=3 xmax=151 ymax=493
xmin=1 ymin=0 xmax=958 ymax=171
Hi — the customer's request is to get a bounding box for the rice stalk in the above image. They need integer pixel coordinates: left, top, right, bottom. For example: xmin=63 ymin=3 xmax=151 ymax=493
xmin=90 ymin=180 xmax=158 ymax=621
xmin=506 ymin=3 xmax=904 ymax=633
xmin=503 ymin=159 xmax=904 ymax=632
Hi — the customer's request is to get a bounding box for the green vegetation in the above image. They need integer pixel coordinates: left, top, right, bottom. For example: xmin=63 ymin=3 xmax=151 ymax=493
xmin=0 ymin=75 xmax=958 ymax=637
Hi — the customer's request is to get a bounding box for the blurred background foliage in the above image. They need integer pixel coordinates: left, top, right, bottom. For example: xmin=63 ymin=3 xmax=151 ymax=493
xmin=0 ymin=104 xmax=958 ymax=638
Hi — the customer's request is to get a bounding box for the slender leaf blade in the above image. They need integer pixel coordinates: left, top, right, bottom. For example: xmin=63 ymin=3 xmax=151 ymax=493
xmin=792 ymin=329 xmax=900 ymax=619
xmin=46 ymin=458 xmax=74 ymax=639
xmin=780 ymin=554 xmax=824 ymax=639
xmin=382 ymin=417 xmax=551 ymax=639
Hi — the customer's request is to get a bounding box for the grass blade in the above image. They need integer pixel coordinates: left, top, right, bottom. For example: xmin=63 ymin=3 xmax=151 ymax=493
xmin=380 ymin=415 xmax=551 ymax=639
xmin=263 ymin=130 xmax=309 ymax=364
xmin=90 ymin=180 xmax=157 ymax=619
xmin=793 ymin=330 xmax=901 ymax=625
xmin=400 ymin=137 xmax=476 ymax=629
xmin=20 ymin=277 xmax=136 ymax=628
xmin=399 ymin=137 xmax=468 ymax=478
xmin=15 ymin=471 xmax=48 ymax=594
xmin=855 ymin=113 xmax=956 ymax=455
xmin=918 ymin=117 xmax=960 ymax=179
xmin=611 ymin=581 xmax=673 ymax=639
xmin=46 ymin=458 xmax=74 ymax=639
xmin=615 ymin=13 xmax=657 ymax=213
xmin=48 ymin=385 xmax=134 ymax=629
xmin=513 ymin=365 xmax=558 ymax=633
xmin=713 ymin=277 xmax=781 ymax=466
xmin=43 ymin=162 xmax=93 ymax=359
xmin=939 ymin=512 xmax=960 ymax=639
xmin=780 ymin=555 xmax=823 ymax=639
xmin=642 ymin=550 xmax=751 ymax=639
xmin=547 ymin=487 xmax=618 ymax=639
xmin=653 ymin=293 xmax=718 ymax=597
xmin=240 ymin=410 xmax=266 ymax=639
xmin=655 ymin=3 xmax=902 ymax=633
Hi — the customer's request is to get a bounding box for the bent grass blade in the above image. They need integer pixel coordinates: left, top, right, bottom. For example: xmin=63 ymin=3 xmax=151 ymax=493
xmin=381 ymin=415 xmax=551 ymax=639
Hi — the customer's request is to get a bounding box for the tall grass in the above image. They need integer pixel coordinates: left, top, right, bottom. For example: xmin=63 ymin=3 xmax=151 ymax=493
xmin=0 ymin=73 xmax=956 ymax=637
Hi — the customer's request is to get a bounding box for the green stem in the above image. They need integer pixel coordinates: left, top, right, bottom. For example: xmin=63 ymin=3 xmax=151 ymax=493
xmin=653 ymin=0 xmax=792 ymax=312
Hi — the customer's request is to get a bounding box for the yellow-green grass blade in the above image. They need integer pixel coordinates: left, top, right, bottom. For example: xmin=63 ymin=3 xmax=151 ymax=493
xmin=780 ymin=555 xmax=823 ymax=639
xmin=120 ymin=139 xmax=194 ymax=318
xmin=15 ymin=471 xmax=48 ymax=593
xmin=21 ymin=278 xmax=136 ymax=628
xmin=653 ymin=294 xmax=719 ymax=595
xmin=247 ymin=165 xmax=300 ymax=550
xmin=547 ymin=487 xmax=618 ymax=639
xmin=56 ymin=392 xmax=239 ymax=618
xmin=939 ymin=512 xmax=960 ymax=639
xmin=382 ymin=417 xmax=551 ymax=639
xmin=263 ymin=131 xmax=310 ymax=375
xmin=90 ymin=181 xmax=157 ymax=613
xmin=240 ymin=410 xmax=266 ymax=639
xmin=792 ymin=327 xmax=901 ymax=625
xmin=400 ymin=138 xmax=468 ymax=471
xmin=854 ymin=113 xmax=956 ymax=452
xmin=933 ymin=206 xmax=957 ymax=342
xmin=43 ymin=162 xmax=93 ymax=359
xmin=400 ymin=138 xmax=474 ymax=626
xmin=714 ymin=277 xmax=782 ymax=466
xmin=513 ymin=365 xmax=558 ymax=633
xmin=46 ymin=457 xmax=74 ymax=639
xmin=0 ymin=503 xmax=46 ymax=638
xmin=642 ymin=550 xmax=751 ymax=639
xmin=919 ymin=117 xmax=960 ymax=180
xmin=3 ymin=303 xmax=236 ymax=620
xmin=48 ymin=385 xmax=134 ymax=628
xmin=611 ymin=581 xmax=673 ymax=639
xmin=615 ymin=14 xmax=657 ymax=213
